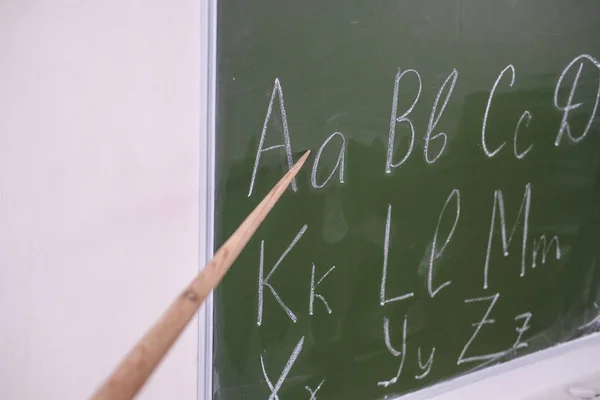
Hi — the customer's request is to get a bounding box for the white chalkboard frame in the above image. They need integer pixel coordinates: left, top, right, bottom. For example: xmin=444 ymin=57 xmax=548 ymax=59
xmin=198 ymin=0 xmax=216 ymax=399
xmin=199 ymin=1 xmax=600 ymax=399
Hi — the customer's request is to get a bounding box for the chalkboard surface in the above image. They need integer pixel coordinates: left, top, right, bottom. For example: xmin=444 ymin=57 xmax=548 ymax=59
xmin=212 ymin=1 xmax=600 ymax=399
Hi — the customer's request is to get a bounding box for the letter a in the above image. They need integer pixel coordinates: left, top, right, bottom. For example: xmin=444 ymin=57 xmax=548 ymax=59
xmin=248 ymin=78 xmax=297 ymax=197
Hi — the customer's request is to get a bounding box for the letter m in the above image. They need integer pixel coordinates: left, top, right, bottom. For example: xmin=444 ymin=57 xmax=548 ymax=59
xmin=532 ymin=234 xmax=561 ymax=269
xmin=483 ymin=183 xmax=531 ymax=289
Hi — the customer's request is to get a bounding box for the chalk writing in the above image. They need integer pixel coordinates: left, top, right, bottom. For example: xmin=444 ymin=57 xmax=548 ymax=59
xmin=415 ymin=346 xmax=436 ymax=380
xmin=579 ymin=302 xmax=600 ymax=330
xmin=482 ymin=65 xmax=515 ymax=157
xmin=260 ymin=336 xmax=305 ymax=400
xmin=305 ymin=379 xmax=325 ymax=400
xmin=554 ymin=54 xmax=600 ymax=146
xmin=381 ymin=204 xmax=415 ymax=306
xmin=231 ymin=51 xmax=600 ymax=399
xmin=512 ymin=312 xmax=532 ymax=350
xmin=311 ymin=132 xmax=346 ymax=189
xmin=309 ymin=263 xmax=336 ymax=315
xmin=531 ymin=235 xmax=561 ymax=269
xmin=249 ymin=78 xmax=297 ymax=197
xmin=385 ymin=69 xmax=421 ymax=173
xmin=428 ymin=188 xmax=460 ymax=297
xmin=483 ymin=183 xmax=531 ymax=289
xmin=513 ymin=110 xmax=533 ymax=159
xmin=458 ymin=293 xmax=505 ymax=365
xmin=378 ymin=315 xmax=408 ymax=387
xmin=424 ymin=69 xmax=458 ymax=164
xmin=257 ymin=225 xmax=308 ymax=326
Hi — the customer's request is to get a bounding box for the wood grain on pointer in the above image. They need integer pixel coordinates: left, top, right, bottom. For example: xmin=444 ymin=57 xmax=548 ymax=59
xmin=90 ymin=150 xmax=311 ymax=400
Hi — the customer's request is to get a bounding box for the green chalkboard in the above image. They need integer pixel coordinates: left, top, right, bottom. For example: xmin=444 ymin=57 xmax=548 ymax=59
xmin=212 ymin=1 xmax=600 ymax=399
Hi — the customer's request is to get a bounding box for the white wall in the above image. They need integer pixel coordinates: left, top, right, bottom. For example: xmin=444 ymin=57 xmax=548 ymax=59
xmin=0 ymin=1 xmax=202 ymax=399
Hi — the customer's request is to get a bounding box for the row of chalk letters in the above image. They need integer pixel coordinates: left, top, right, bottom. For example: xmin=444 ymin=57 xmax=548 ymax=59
xmin=247 ymin=54 xmax=600 ymax=198
xmin=259 ymin=294 xmax=532 ymax=398
xmin=257 ymin=183 xmax=560 ymax=328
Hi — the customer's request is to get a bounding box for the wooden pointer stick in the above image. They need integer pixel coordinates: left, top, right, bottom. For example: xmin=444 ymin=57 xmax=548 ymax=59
xmin=90 ymin=150 xmax=311 ymax=400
